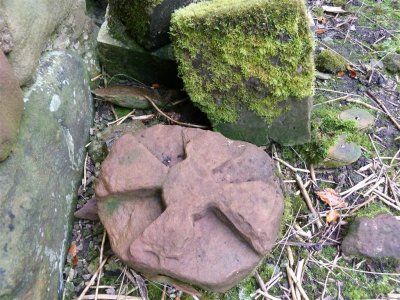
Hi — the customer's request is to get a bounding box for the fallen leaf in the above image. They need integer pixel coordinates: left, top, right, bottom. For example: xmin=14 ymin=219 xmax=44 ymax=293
xmin=68 ymin=242 xmax=77 ymax=257
xmin=316 ymin=188 xmax=347 ymax=208
xmin=151 ymin=83 xmax=161 ymax=89
xmin=346 ymin=65 xmax=358 ymax=78
xmin=326 ymin=210 xmax=340 ymax=224
xmin=322 ymin=5 xmax=347 ymax=14
xmin=68 ymin=242 xmax=78 ymax=267
xmin=348 ymin=69 xmax=357 ymax=78
xmin=316 ymin=28 xmax=327 ymax=34
xmin=336 ymin=71 xmax=345 ymax=77
xmin=317 ymin=16 xmax=327 ymax=23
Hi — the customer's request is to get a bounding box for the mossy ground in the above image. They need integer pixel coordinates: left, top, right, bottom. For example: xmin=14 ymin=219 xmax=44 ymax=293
xmin=171 ymin=0 xmax=315 ymax=126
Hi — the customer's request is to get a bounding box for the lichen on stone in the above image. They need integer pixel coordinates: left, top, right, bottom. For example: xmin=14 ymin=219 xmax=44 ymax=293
xmin=170 ymin=0 xmax=315 ymax=125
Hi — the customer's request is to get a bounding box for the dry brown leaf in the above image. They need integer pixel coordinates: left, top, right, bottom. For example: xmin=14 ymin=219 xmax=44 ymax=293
xmin=317 ymin=16 xmax=327 ymax=23
xmin=336 ymin=71 xmax=345 ymax=77
xmin=326 ymin=210 xmax=341 ymax=224
xmin=68 ymin=242 xmax=78 ymax=267
xmin=349 ymin=69 xmax=357 ymax=78
xmin=316 ymin=28 xmax=327 ymax=34
xmin=68 ymin=242 xmax=77 ymax=257
xmin=316 ymin=188 xmax=347 ymax=208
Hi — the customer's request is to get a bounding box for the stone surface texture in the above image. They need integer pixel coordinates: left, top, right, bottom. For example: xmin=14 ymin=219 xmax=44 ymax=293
xmin=339 ymin=108 xmax=375 ymax=130
xmin=97 ymin=19 xmax=179 ymax=87
xmin=323 ymin=135 xmax=361 ymax=168
xmin=0 ymin=51 xmax=23 ymax=162
xmin=171 ymin=0 xmax=314 ymax=146
xmin=108 ymin=0 xmax=203 ymax=50
xmin=0 ymin=15 xmax=13 ymax=53
xmin=342 ymin=214 xmax=400 ymax=260
xmin=0 ymin=0 xmax=89 ymax=86
xmin=95 ymin=125 xmax=284 ymax=292
xmin=0 ymin=51 xmax=93 ymax=299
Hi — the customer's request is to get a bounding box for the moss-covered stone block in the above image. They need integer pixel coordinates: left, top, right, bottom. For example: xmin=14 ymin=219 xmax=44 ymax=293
xmin=171 ymin=0 xmax=315 ymax=146
xmin=316 ymin=49 xmax=347 ymax=74
xmin=97 ymin=19 xmax=180 ymax=87
xmin=108 ymin=0 xmax=202 ymax=50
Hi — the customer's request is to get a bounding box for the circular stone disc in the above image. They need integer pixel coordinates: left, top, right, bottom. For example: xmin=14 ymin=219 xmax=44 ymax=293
xmin=339 ymin=108 xmax=375 ymax=130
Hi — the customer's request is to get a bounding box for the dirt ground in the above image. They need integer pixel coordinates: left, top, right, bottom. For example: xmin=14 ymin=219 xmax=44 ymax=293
xmin=63 ymin=1 xmax=400 ymax=299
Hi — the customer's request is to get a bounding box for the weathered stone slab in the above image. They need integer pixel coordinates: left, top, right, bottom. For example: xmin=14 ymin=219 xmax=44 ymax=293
xmin=0 ymin=0 xmax=76 ymax=85
xmin=171 ymin=0 xmax=315 ymax=146
xmin=0 ymin=51 xmax=23 ymax=161
xmin=342 ymin=214 xmax=400 ymax=260
xmin=96 ymin=125 xmax=284 ymax=292
xmin=97 ymin=19 xmax=179 ymax=87
xmin=108 ymin=0 xmax=202 ymax=50
xmin=0 ymin=51 xmax=93 ymax=299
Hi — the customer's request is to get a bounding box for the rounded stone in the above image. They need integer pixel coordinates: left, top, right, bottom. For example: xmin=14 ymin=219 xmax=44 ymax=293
xmin=323 ymin=135 xmax=362 ymax=168
xmin=339 ymin=108 xmax=375 ymax=130
xmin=95 ymin=125 xmax=284 ymax=292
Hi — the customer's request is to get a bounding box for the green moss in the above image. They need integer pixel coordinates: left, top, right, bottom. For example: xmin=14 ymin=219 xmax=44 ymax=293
xmin=171 ymin=0 xmax=315 ymax=126
xmin=316 ymin=49 xmax=347 ymax=74
xmin=294 ymin=108 xmax=358 ymax=164
xmin=313 ymin=6 xmax=324 ymax=17
xmin=108 ymin=0 xmax=163 ymax=46
xmin=304 ymin=247 xmax=397 ymax=299
xmin=331 ymin=0 xmax=347 ymax=7
xmin=114 ymin=105 xmax=133 ymax=118
xmin=355 ymin=202 xmax=391 ymax=218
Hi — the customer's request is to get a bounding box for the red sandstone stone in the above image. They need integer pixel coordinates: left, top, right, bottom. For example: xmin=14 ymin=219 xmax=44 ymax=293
xmin=96 ymin=125 xmax=284 ymax=292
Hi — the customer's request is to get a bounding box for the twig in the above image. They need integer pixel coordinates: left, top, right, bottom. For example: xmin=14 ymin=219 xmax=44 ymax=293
xmin=95 ymin=231 xmax=107 ymax=300
xmin=78 ymin=296 xmax=140 ymax=300
xmin=295 ymin=174 xmax=323 ymax=228
xmin=346 ymin=98 xmax=383 ymax=112
xmin=144 ymin=96 xmax=208 ymax=129
xmin=366 ymin=91 xmax=400 ymax=131
xmin=77 ymin=257 xmax=109 ymax=300
xmin=273 ymin=156 xmax=310 ymax=173
xmin=254 ymin=272 xmax=281 ymax=300
xmin=286 ymin=266 xmax=310 ymax=300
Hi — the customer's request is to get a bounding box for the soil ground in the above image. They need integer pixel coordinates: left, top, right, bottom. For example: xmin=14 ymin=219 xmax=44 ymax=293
xmin=63 ymin=1 xmax=400 ymax=299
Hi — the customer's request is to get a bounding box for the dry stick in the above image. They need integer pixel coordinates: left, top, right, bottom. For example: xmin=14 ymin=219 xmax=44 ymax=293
xmin=95 ymin=231 xmax=107 ymax=300
xmin=321 ymin=254 xmax=340 ymax=300
xmin=366 ymin=91 xmax=400 ymax=131
xmin=295 ymin=174 xmax=323 ymax=228
xmin=254 ymin=272 xmax=280 ymax=300
xmin=271 ymin=144 xmax=282 ymax=174
xmin=390 ymin=148 xmax=400 ymax=167
xmin=313 ymin=95 xmax=349 ymax=107
xmin=287 ymin=266 xmax=310 ymax=300
xmin=286 ymin=254 xmax=301 ymax=300
xmin=117 ymin=266 xmax=127 ymax=299
xmin=346 ymin=98 xmax=383 ymax=112
xmin=273 ymin=156 xmax=310 ymax=173
xmin=80 ymin=296 xmax=140 ymax=300
xmin=83 ymin=153 xmax=88 ymax=191
xmin=373 ymin=191 xmax=400 ymax=211
xmin=144 ymin=96 xmax=208 ymax=129
xmin=77 ymin=257 xmax=109 ymax=300
xmin=315 ymin=88 xmax=361 ymax=97
xmin=310 ymin=164 xmax=317 ymax=184
xmin=348 ymin=195 xmax=376 ymax=215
